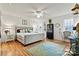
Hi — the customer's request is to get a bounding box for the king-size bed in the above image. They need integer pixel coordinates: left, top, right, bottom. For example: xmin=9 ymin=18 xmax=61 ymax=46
xmin=15 ymin=26 xmax=45 ymax=45
xmin=17 ymin=32 xmax=45 ymax=45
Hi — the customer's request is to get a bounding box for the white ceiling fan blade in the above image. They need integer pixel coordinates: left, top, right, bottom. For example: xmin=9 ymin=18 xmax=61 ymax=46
xmin=31 ymin=6 xmax=38 ymax=11
xmin=43 ymin=12 xmax=52 ymax=18
xmin=25 ymin=11 xmax=34 ymax=13
xmin=41 ymin=7 xmax=48 ymax=11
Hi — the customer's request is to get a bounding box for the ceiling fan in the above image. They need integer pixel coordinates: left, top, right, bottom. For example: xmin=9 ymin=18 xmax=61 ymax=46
xmin=71 ymin=3 xmax=79 ymax=15
xmin=25 ymin=7 xmax=49 ymax=18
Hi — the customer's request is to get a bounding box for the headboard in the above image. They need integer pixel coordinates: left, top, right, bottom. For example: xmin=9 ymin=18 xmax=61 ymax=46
xmin=15 ymin=25 xmax=33 ymax=33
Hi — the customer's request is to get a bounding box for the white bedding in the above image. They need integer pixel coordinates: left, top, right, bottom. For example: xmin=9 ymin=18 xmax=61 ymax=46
xmin=16 ymin=32 xmax=45 ymax=45
xmin=17 ymin=32 xmax=44 ymax=35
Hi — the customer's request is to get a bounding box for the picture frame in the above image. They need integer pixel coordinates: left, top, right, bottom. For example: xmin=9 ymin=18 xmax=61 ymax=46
xmin=22 ymin=19 xmax=27 ymax=25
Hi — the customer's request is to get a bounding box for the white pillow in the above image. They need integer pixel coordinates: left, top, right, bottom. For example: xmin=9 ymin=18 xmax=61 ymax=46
xmin=20 ymin=30 xmax=23 ymax=33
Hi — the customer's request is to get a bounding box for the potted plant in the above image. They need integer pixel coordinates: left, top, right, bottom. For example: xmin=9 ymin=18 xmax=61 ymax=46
xmin=73 ymin=23 xmax=79 ymax=55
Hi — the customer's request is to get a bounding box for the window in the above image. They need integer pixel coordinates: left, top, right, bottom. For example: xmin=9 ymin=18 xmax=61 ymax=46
xmin=64 ymin=19 xmax=74 ymax=32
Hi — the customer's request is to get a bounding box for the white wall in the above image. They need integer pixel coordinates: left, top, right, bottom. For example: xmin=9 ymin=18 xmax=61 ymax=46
xmin=48 ymin=13 xmax=78 ymax=40
xmin=1 ymin=13 xmax=19 ymax=41
xmin=1 ymin=12 xmax=45 ymax=41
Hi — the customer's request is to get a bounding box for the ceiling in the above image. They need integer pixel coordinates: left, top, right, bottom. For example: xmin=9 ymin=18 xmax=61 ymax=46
xmin=0 ymin=3 xmax=75 ymax=19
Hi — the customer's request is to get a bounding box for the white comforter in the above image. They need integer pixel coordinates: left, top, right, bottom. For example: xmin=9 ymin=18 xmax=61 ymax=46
xmin=16 ymin=32 xmax=45 ymax=45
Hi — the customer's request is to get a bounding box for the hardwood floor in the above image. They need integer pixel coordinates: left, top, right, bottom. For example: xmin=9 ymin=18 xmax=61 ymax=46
xmin=0 ymin=39 xmax=70 ymax=56
xmin=0 ymin=41 xmax=31 ymax=56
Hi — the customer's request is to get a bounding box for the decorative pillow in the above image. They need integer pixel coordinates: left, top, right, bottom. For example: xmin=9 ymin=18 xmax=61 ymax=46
xmin=17 ymin=29 xmax=20 ymax=33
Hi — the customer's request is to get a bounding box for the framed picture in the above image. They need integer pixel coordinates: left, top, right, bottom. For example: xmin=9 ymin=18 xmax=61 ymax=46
xmin=22 ymin=19 xmax=27 ymax=25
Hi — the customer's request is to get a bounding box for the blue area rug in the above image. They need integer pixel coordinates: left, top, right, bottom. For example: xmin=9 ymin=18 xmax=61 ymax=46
xmin=27 ymin=42 xmax=65 ymax=56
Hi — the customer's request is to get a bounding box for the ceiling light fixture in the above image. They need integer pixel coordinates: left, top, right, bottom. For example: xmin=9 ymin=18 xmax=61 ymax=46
xmin=34 ymin=11 xmax=43 ymax=18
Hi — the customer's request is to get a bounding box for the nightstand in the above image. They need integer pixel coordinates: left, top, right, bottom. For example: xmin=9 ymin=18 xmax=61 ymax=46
xmin=6 ymin=34 xmax=15 ymax=42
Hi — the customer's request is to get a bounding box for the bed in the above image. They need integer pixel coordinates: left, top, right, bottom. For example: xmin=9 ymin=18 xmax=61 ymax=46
xmin=15 ymin=26 xmax=45 ymax=45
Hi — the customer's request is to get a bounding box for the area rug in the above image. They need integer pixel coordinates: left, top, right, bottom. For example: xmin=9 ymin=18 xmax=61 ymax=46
xmin=27 ymin=42 xmax=65 ymax=56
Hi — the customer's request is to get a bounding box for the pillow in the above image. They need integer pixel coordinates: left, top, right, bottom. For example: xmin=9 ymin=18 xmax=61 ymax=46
xmin=17 ymin=29 xmax=20 ymax=33
xmin=20 ymin=29 xmax=23 ymax=33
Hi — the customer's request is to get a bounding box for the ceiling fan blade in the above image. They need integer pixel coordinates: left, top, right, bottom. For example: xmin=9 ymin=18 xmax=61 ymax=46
xmin=41 ymin=7 xmax=48 ymax=11
xmin=31 ymin=6 xmax=38 ymax=11
xmin=24 ymin=11 xmax=34 ymax=14
xmin=20 ymin=11 xmax=34 ymax=15
xmin=43 ymin=12 xmax=52 ymax=18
